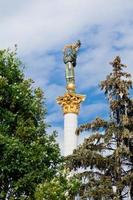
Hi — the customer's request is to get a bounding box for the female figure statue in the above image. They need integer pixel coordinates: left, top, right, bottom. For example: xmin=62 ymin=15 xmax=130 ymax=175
xmin=63 ymin=40 xmax=81 ymax=93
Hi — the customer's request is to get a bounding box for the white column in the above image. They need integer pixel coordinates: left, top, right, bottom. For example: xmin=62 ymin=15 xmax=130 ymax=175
xmin=64 ymin=113 xmax=78 ymax=156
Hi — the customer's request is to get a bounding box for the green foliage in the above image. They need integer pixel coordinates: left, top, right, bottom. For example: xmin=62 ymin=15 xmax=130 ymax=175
xmin=35 ymin=169 xmax=80 ymax=200
xmin=0 ymin=49 xmax=61 ymax=199
xmin=67 ymin=56 xmax=133 ymax=200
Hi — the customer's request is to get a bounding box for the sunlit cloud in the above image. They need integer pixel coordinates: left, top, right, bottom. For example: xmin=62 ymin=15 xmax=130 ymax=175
xmin=0 ymin=0 xmax=133 ymax=152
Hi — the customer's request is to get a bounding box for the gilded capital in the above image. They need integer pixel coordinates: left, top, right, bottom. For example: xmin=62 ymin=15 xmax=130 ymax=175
xmin=57 ymin=93 xmax=86 ymax=114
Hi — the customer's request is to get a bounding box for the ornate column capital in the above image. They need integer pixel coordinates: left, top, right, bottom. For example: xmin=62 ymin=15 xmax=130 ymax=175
xmin=57 ymin=93 xmax=86 ymax=115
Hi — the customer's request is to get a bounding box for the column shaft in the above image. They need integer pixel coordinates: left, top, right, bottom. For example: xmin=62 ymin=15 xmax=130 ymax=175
xmin=64 ymin=113 xmax=78 ymax=156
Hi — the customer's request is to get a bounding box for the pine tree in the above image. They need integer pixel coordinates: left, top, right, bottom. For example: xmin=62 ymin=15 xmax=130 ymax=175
xmin=0 ymin=48 xmax=61 ymax=199
xmin=66 ymin=56 xmax=133 ymax=200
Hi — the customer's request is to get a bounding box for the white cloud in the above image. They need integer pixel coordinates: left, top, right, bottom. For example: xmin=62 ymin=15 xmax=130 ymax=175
xmin=24 ymin=53 xmax=57 ymax=86
xmin=1 ymin=0 xmax=133 ymax=149
xmin=79 ymin=102 xmax=108 ymax=122
xmin=46 ymin=110 xmax=62 ymax=124
xmin=45 ymin=83 xmax=64 ymax=104
xmin=0 ymin=0 xmax=133 ymax=54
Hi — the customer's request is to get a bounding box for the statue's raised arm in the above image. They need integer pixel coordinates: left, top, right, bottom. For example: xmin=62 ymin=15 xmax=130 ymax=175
xmin=63 ymin=40 xmax=81 ymax=93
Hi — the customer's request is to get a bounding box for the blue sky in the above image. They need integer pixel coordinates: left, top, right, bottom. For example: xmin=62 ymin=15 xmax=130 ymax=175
xmin=0 ymin=0 xmax=133 ymax=152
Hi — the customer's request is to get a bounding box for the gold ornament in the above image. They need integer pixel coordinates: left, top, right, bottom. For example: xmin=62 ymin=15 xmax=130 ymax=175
xmin=57 ymin=93 xmax=86 ymax=114
xmin=67 ymin=83 xmax=75 ymax=91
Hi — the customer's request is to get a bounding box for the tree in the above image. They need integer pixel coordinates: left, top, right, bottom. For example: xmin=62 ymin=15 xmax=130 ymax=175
xmin=66 ymin=56 xmax=133 ymax=200
xmin=35 ymin=168 xmax=80 ymax=200
xmin=0 ymin=48 xmax=61 ymax=199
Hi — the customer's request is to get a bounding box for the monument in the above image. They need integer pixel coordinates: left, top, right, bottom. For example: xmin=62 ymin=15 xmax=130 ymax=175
xmin=57 ymin=40 xmax=85 ymax=156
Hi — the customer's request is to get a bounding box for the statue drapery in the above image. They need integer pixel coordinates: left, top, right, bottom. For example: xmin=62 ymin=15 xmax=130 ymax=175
xmin=63 ymin=40 xmax=81 ymax=93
